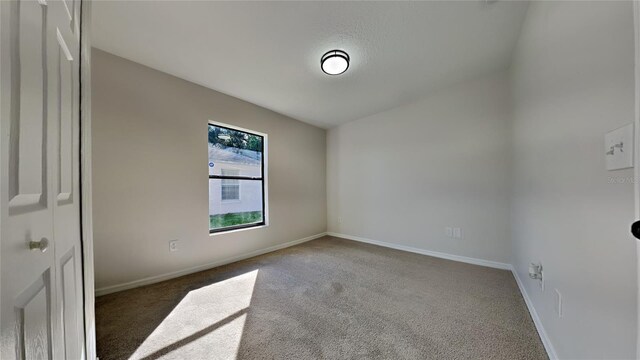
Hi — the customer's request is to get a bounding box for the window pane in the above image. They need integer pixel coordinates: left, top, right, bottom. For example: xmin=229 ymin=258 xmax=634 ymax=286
xmin=208 ymin=125 xmax=262 ymax=177
xmin=209 ymin=179 xmax=263 ymax=231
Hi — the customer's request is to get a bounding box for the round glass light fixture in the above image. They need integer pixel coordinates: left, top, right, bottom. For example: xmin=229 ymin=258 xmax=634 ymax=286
xmin=321 ymin=50 xmax=350 ymax=75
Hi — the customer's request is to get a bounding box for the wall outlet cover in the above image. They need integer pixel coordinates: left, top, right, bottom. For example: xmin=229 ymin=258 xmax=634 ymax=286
xmin=169 ymin=240 xmax=179 ymax=252
xmin=605 ymin=123 xmax=634 ymax=170
xmin=554 ymin=289 xmax=563 ymax=318
xmin=453 ymin=227 xmax=462 ymax=239
xmin=445 ymin=227 xmax=453 ymax=237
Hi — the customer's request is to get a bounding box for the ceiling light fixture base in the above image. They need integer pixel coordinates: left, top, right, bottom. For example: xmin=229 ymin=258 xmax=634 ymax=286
xmin=321 ymin=49 xmax=350 ymax=75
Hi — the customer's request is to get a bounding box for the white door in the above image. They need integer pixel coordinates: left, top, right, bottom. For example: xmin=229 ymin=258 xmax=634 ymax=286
xmin=0 ymin=0 xmax=84 ymax=359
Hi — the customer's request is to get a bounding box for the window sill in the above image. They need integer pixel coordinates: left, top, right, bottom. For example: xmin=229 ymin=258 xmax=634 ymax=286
xmin=209 ymin=223 xmax=268 ymax=237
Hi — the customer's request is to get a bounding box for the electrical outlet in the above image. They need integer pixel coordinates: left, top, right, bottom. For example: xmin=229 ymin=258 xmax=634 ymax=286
xmin=445 ymin=227 xmax=453 ymax=237
xmin=169 ymin=240 xmax=179 ymax=252
xmin=453 ymin=227 xmax=462 ymax=239
xmin=554 ymin=289 xmax=562 ymax=318
xmin=338 ymin=217 xmax=343 ymax=224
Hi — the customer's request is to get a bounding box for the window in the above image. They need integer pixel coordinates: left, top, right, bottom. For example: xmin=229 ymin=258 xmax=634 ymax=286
xmin=208 ymin=123 xmax=265 ymax=233
xmin=221 ymin=169 xmax=240 ymax=201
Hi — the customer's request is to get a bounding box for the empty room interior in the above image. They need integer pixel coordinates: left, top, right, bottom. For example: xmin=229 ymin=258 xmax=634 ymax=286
xmin=2 ymin=0 xmax=640 ymax=359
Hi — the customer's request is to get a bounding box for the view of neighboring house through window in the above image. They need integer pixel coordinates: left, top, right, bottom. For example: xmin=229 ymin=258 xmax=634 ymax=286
xmin=208 ymin=123 xmax=265 ymax=233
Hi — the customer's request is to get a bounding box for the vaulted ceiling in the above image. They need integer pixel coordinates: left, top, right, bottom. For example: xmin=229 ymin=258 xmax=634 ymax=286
xmin=92 ymin=1 xmax=529 ymax=128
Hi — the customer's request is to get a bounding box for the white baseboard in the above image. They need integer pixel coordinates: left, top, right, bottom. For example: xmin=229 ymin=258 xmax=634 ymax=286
xmin=95 ymin=232 xmax=327 ymax=296
xmin=511 ymin=266 xmax=558 ymax=360
xmin=326 ymin=232 xmax=511 ymax=270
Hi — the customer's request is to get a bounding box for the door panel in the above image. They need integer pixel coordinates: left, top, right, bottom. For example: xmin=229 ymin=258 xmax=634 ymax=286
xmin=1 ymin=0 xmax=84 ymax=359
xmin=56 ymin=29 xmax=72 ymax=205
xmin=60 ymin=249 xmax=78 ymax=360
xmin=16 ymin=270 xmax=52 ymax=360
xmin=8 ymin=0 xmax=47 ymax=213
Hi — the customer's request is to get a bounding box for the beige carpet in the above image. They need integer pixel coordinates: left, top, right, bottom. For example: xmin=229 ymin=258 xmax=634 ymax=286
xmin=96 ymin=236 xmax=547 ymax=360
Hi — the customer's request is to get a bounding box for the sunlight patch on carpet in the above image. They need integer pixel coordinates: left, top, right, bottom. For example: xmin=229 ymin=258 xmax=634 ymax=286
xmin=129 ymin=270 xmax=258 ymax=359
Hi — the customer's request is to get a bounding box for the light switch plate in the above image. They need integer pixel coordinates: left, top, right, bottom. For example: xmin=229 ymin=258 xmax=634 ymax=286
xmin=605 ymin=123 xmax=634 ymax=170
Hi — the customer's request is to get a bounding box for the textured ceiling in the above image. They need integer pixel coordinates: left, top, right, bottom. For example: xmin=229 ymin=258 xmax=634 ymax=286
xmin=92 ymin=1 xmax=529 ymax=128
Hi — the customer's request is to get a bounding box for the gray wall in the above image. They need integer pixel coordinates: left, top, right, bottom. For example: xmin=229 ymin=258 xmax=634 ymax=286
xmin=92 ymin=49 xmax=327 ymax=291
xmin=510 ymin=2 xmax=637 ymax=358
xmin=327 ymin=72 xmax=512 ymax=265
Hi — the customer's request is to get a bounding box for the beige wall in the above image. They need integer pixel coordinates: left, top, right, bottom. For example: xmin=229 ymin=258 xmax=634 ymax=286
xmin=510 ymin=2 xmax=636 ymax=358
xmin=327 ymin=72 xmax=512 ymax=265
xmin=92 ymin=49 xmax=327 ymax=292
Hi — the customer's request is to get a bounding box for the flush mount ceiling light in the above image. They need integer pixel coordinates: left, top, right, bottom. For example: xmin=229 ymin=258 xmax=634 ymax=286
xmin=321 ymin=50 xmax=350 ymax=75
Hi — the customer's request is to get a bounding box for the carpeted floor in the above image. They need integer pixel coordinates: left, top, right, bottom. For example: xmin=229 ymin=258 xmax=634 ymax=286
xmin=96 ymin=236 xmax=548 ymax=360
